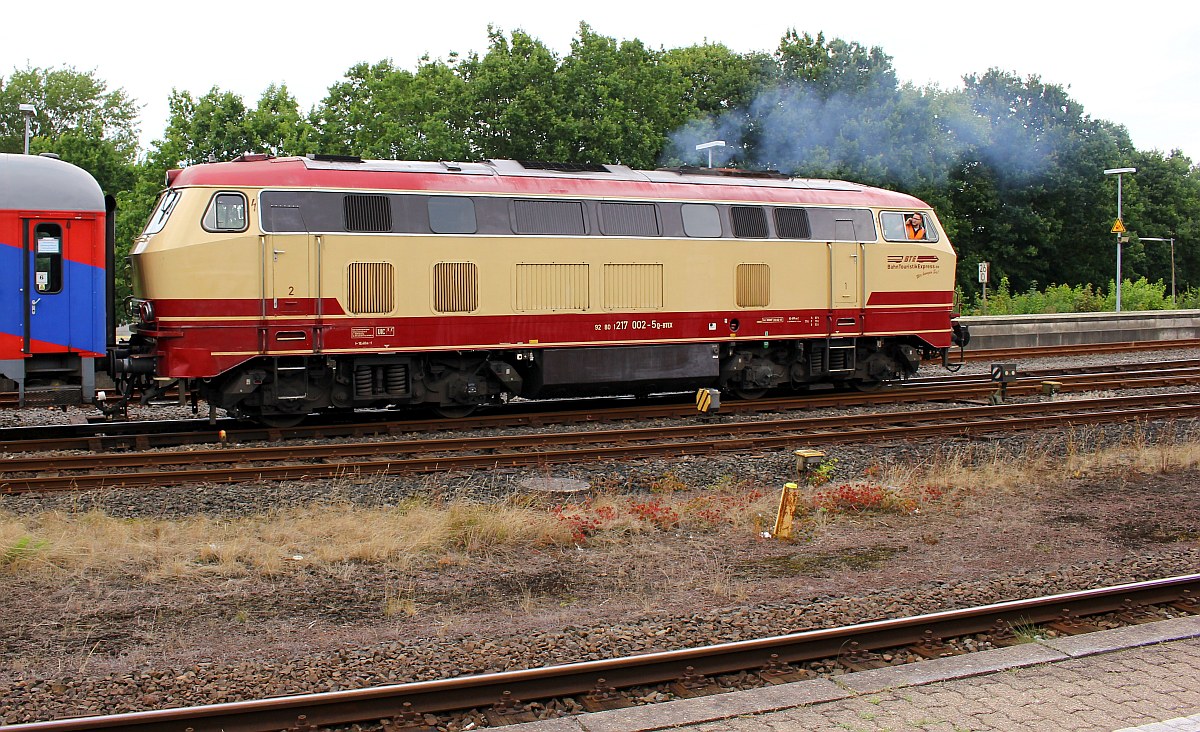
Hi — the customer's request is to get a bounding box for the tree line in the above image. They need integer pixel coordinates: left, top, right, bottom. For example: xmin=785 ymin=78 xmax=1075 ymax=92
xmin=2 ymin=23 xmax=1197 ymax=309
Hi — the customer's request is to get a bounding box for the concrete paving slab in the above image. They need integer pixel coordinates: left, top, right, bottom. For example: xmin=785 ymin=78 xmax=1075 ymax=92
xmin=574 ymin=679 xmax=847 ymax=732
xmin=1040 ymin=615 xmax=1200 ymax=657
xmin=837 ymin=642 xmax=1067 ymax=693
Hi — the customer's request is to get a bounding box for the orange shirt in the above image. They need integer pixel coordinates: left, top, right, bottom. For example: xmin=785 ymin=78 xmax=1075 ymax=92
xmin=905 ymin=219 xmax=926 ymax=240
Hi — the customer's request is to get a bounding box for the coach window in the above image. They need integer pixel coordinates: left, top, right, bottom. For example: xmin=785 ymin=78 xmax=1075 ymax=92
xmin=429 ymin=196 xmax=477 ymax=234
xmin=681 ymin=203 xmax=721 ymax=238
xmin=881 ymin=211 xmax=938 ymax=242
xmin=202 ymin=192 xmax=248 ymax=232
xmin=33 ymin=223 xmax=63 ymax=294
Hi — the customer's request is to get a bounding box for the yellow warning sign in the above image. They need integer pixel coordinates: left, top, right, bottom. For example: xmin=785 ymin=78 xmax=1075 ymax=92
xmin=1111 ymin=219 xmax=1127 ymax=234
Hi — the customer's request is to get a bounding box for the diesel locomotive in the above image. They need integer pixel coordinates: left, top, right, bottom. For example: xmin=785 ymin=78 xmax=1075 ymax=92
xmin=113 ymin=155 xmax=967 ymax=425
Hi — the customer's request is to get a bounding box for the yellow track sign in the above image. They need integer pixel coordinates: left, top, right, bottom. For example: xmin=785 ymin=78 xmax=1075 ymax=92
xmin=1111 ymin=219 xmax=1127 ymax=234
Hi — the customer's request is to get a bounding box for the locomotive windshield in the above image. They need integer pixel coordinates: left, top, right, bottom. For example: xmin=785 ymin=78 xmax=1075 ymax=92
xmin=143 ymin=189 xmax=181 ymax=235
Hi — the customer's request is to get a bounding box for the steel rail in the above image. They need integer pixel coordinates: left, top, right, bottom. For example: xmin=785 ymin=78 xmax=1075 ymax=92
xmin=5 ymin=392 xmax=1200 ymax=493
xmin=5 ymin=574 xmax=1197 ymax=732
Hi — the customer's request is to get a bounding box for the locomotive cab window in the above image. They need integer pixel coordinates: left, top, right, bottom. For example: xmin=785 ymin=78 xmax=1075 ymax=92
xmin=202 ymin=192 xmax=248 ymax=232
xmin=33 ymin=223 xmax=63 ymax=294
xmin=143 ymin=189 xmax=181 ymax=235
xmin=881 ymin=211 xmax=938 ymax=242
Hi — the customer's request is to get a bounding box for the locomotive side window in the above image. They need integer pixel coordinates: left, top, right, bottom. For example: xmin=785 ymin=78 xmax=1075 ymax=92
xmin=881 ymin=211 xmax=938 ymax=242
xmin=681 ymin=203 xmax=721 ymax=238
xmin=202 ymin=192 xmax=248 ymax=232
xmin=808 ymin=207 xmax=877 ymax=241
xmin=429 ymin=196 xmax=477 ymax=234
xmin=598 ymin=202 xmax=660 ymax=236
xmin=33 ymin=224 xmax=63 ymax=294
xmin=774 ymin=208 xmax=812 ymax=239
xmin=143 ymin=189 xmax=180 ymax=235
xmin=731 ymin=206 xmax=769 ymax=238
xmin=513 ymin=200 xmax=586 ymax=235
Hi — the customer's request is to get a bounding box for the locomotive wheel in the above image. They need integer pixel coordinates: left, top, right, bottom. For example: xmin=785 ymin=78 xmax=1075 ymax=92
xmin=731 ymin=384 xmax=769 ymax=400
xmin=853 ymin=380 xmax=886 ymax=393
xmin=254 ymin=411 xmax=308 ymax=428
xmin=433 ymin=404 xmax=478 ymax=419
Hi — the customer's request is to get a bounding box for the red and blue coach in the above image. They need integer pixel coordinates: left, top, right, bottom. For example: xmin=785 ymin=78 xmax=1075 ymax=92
xmin=0 ymin=152 xmax=115 ymax=405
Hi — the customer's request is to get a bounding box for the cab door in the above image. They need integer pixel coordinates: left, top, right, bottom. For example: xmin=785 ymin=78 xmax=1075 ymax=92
xmin=262 ymin=233 xmax=319 ymax=352
xmin=24 ymin=220 xmax=69 ymax=353
xmin=828 ymin=219 xmax=863 ymax=336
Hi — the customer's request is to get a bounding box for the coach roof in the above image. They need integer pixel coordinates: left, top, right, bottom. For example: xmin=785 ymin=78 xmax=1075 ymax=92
xmin=0 ymin=153 xmax=105 ymax=213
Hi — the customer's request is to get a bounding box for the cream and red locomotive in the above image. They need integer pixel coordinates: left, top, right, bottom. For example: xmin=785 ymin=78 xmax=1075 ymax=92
xmin=116 ymin=155 xmax=966 ymax=424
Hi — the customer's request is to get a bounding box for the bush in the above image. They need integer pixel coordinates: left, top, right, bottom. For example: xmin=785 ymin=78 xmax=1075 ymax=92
xmin=965 ymin=277 xmax=1180 ymax=315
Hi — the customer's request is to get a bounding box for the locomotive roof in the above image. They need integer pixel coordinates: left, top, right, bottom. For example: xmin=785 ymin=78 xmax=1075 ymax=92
xmin=0 ymin=153 xmax=105 ymax=212
xmin=169 ymin=155 xmax=930 ymax=209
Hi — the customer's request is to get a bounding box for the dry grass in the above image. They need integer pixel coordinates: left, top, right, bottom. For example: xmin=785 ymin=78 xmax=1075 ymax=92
xmin=876 ymin=428 xmax=1200 ymax=498
xmin=3 ymin=431 xmax=1196 ymax=581
xmin=0 ymin=500 xmax=575 ymax=579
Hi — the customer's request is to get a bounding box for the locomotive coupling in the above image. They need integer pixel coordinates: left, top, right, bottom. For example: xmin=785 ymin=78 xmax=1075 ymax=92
xmin=952 ymin=321 xmax=971 ymax=348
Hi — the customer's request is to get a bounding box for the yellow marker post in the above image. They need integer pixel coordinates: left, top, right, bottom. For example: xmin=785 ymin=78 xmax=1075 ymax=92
xmin=773 ymin=482 xmax=800 ymax=540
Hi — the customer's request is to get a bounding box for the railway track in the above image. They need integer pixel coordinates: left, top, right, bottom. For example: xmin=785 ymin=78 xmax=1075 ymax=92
xmin=3 ymin=359 xmax=1199 ymax=455
xmin=4 ymin=391 xmax=1200 ymax=493
xmin=5 ymin=574 xmax=1196 ymax=732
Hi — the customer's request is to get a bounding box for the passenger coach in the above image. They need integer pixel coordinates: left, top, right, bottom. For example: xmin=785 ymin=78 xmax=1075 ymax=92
xmin=119 ymin=155 xmax=966 ymax=425
xmin=0 ymin=153 xmax=114 ymax=406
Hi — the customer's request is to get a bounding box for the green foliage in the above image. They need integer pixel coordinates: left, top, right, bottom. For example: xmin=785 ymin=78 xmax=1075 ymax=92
xmin=966 ymin=276 xmax=1180 ymax=315
xmin=2 ymin=536 xmax=48 ymax=567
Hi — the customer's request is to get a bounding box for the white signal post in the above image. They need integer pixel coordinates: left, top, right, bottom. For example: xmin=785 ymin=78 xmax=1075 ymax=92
xmin=978 ymin=261 xmax=989 ymax=310
xmin=1103 ymin=167 xmax=1136 ymax=312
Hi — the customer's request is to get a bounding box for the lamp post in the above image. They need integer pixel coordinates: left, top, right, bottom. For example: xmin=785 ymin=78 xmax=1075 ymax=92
xmin=1139 ymin=236 xmax=1177 ymax=307
xmin=1103 ymin=167 xmax=1136 ymax=311
xmin=695 ymin=140 xmax=726 ymax=168
xmin=19 ymin=103 xmax=36 ymax=155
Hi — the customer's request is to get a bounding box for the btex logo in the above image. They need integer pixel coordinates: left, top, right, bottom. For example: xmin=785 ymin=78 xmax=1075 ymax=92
xmin=887 ymin=255 xmax=939 ymax=264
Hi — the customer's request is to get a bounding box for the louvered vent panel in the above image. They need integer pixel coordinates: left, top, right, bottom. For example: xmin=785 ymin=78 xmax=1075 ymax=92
xmin=731 ymin=206 xmax=769 ymax=238
xmin=515 ymin=264 xmax=589 ymax=311
xmin=774 ymin=207 xmax=812 ymax=239
xmin=603 ymin=264 xmax=664 ymax=309
xmin=599 ymin=202 xmax=660 ymax=236
xmin=344 ymin=194 xmax=392 ymax=232
xmin=736 ymin=264 xmax=770 ymax=308
xmin=433 ymin=262 xmax=479 ymax=313
xmin=513 ymin=200 xmax=586 ymax=235
xmin=347 ymin=262 xmax=395 ymax=314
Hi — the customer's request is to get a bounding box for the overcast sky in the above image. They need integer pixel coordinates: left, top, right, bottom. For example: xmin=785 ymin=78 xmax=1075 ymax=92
xmin=6 ymin=0 xmax=1197 ymax=164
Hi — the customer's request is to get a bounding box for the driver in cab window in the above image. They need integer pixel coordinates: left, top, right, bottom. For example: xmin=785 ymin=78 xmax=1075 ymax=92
xmin=905 ymin=213 xmax=927 ymax=240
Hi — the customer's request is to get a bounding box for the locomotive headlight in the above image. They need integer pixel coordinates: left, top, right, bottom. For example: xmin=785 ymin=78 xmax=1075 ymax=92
xmin=137 ymin=300 xmax=156 ymax=323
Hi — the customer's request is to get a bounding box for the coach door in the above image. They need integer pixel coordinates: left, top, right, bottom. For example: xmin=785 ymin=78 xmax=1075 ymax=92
xmin=262 ymin=233 xmax=320 ymax=353
xmin=24 ymin=220 xmax=69 ymax=353
xmin=828 ymin=219 xmax=863 ymax=336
